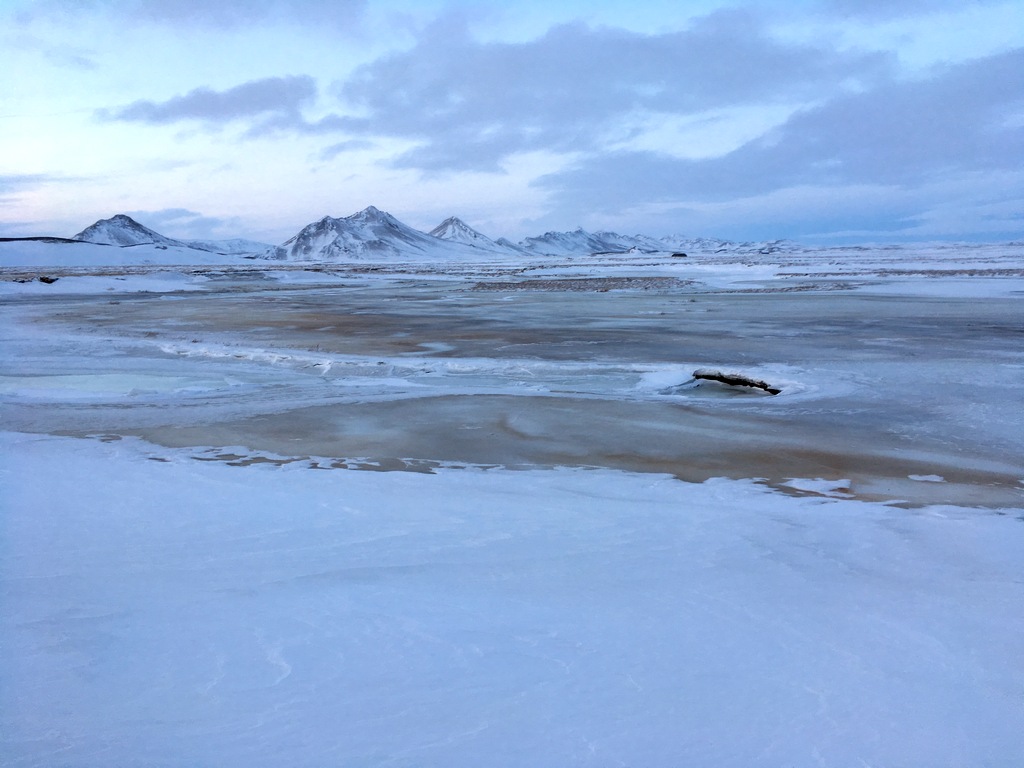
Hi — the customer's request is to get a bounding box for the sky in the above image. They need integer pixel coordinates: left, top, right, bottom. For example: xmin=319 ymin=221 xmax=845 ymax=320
xmin=1 ymin=0 xmax=1022 ymax=245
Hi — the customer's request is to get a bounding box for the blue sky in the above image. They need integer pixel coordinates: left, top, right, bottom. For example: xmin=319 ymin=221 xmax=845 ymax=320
xmin=2 ymin=0 xmax=1021 ymax=244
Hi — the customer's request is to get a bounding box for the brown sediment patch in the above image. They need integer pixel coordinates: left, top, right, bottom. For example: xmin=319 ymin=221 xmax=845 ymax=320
xmin=709 ymin=447 xmax=1024 ymax=508
xmin=11 ymin=283 xmax=1023 ymax=509
xmin=118 ymin=427 xmax=1024 ymax=508
xmin=724 ymin=283 xmax=859 ymax=293
xmin=781 ymin=268 xmax=1024 ymax=279
xmin=119 ymin=394 xmax=1024 ymax=508
xmin=470 ymin=277 xmax=692 ymax=292
xmin=587 ymin=446 xmax=1024 ymax=508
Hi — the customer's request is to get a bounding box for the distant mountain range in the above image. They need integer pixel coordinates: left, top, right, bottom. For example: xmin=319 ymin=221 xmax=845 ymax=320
xmin=63 ymin=208 xmax=794 ymax=261
xmin=73 ymin=214 xmax=271 ymax=255
xmin=261 ymin=206 xmax=478 ymax=261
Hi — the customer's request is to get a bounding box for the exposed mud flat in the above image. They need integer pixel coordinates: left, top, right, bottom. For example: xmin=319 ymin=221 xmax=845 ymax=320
xmin=470 ymin=276 xmax=691 ymax=291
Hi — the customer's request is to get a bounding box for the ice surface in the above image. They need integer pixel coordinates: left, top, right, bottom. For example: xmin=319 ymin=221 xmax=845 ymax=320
xmin=2 ymin=243 xmax=1023 ymax=765
xmin=3 ymin=256 xmax=1022 ymax=505
xmin=0 ymin=272 xmax=210 ymax=295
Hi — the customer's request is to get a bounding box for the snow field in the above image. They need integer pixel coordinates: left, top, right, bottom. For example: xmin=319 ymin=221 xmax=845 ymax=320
xmin=2 ymin=432 xmax=1022 ymax=767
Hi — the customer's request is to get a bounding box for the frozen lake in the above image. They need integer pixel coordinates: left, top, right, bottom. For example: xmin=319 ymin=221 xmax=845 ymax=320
xmin=3 ymin=254 xmax=1023 ymax=506
xmin=2 ymin=246 xmax=1023 ymax=766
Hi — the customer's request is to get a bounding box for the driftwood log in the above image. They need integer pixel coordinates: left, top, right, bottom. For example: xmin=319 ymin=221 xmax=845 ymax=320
xmin=692 ymin=368 xmax=781 ymax=395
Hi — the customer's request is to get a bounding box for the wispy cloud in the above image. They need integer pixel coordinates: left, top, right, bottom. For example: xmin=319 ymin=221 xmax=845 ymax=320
xmin=0 ymin=173 xmax=51 ymax=193
xmin=528 ymin=47 xmax=1024 ymax=240
xmin=97 ymin=76 xmax=359 ymax=137
xmin=14 ymin=0 xmax=367 ymax=29
xmin=537 ymin=48 xmax=1024 ymax=202
xmin=123 ymin=207 xmax=247 ymax=239
xmin=100 ymin=76 xmax=318 ymax=126
xmin=319 ymin=139 xmax=375 ymax=161
xmin=821 ymin=0 xmax=1004 ymax=19
xmin=333 ymin=10 xmax=893 ymax=172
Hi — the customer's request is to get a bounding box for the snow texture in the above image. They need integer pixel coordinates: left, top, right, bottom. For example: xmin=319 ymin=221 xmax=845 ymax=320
xmin=428 ymin=216 xmax=503 ymax=250
xmin=2 ymin=431 xmax=1022 ymax=767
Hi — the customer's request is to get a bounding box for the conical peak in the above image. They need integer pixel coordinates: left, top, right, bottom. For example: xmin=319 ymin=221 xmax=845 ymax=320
xmin=95 ymin=214 xmax=147 ymax=230
xmin=351 ymin=205 xmax=386 ymax=220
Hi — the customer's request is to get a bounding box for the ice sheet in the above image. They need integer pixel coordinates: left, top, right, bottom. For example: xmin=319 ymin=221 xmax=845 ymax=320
xmin=3 ymin=261 xmax=1022 ymax=506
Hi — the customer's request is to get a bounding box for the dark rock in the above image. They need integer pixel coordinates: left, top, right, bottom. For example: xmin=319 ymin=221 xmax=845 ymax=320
xmin=692 ymin=368 xmax=781 ymax=395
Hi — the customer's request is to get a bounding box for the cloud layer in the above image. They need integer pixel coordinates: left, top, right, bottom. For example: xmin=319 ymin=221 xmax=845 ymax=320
xmin=539 ymin=48 xmax=1024 ymax=207
xmin=17 ymin=0 xmax=367 ymax=28
xmin=123 ymin=207 xmax=246 ymax=239
xmin=336 ymin=11 xmax=893 ymax=172
xmin=105 ymin=76 xmax=318 ymax=125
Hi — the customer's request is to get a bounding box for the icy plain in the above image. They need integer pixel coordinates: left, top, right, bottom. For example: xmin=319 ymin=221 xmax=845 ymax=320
xmin=2 ymin=243 xmax=1023 ymax=766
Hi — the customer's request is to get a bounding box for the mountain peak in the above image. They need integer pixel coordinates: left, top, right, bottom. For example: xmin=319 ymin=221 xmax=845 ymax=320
xmin=428 ymin=216 xmax=498 ymax=248
xmin=349 ymin=205 xmax=388 ymax=222
xmin=271 ymin=206 xmax=452 ymax=262
xmin=73 ymin=214 xmax=176 ymax=247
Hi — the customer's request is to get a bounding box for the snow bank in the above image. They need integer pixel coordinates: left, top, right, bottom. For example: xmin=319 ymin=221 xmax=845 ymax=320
xmin=2 ymin=431 xmax=1022 ymax=767
xmin=0 ymin=272 xmax=210 ymax=295
xmin=0 ymin=240 xmax=245 ymax=267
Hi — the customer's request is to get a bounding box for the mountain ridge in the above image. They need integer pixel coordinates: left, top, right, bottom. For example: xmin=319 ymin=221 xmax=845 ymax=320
xmin=262 ymin=206 xmax=479 ymax=261
xmin=73 ymin=214 xmax=271 ymax=255
xmin=428 ymin=217 xmax=503 ymax=249
xmin=67 ymin=209 xmax=796 ymax=262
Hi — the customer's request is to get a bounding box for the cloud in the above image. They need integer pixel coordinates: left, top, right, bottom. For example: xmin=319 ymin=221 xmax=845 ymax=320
xmin=531 ymin=48 xmax=1024 ymax=240
xmin=333 ymin=10 xmax=892 ymax=173
xmin=0 ymin=173 xmax=50 ymax=194
xmin=319 ymin=139 xmax=375 ymax=161
xmin=98 ymin=76 xmax=358 ymax=137
xmin=124 ymin=208 xmax=246 ymax=239
xmin=6 ymin=33 xmax=99 ymax=69
xmin=13 ymin=0 xmax=367 ymax=29
xmin=821 ymin=0 xmax=1004 ymax=19
xmin=99 ymin=76 xmax=330 ymax=134
xmin=0 ymin=219 xmax=45 ymax=237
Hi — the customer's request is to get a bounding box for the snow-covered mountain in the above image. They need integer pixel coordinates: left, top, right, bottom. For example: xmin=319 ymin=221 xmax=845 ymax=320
xmin=510 ymin=228 xmax=797 ymax=257
xmin=183 ymin=237 xmax=274 ymax=255
xmin=591 ymin=231 xmax=663 ymax=253
xmin=262 ymin=206 xmax=485 ymax=262
xmin=512 ymin=228 xmax=785 ymax=256
xmin=658 ymin=235 xmax=795 ymax=255
xmin=517 ymin=228 xmax=664 ymax=256
xmin=518 ymin=228 xmax=614 ymax=257
xmin=257 ymin=209 xmax=800 ymax=262
xmin=73 ymin=214 xmax=270 ymax=255
xmin=428 ymin=217 xmax=499 ymax=248
xmin=494 ymin=237 xmax=533 ymax=256
xmin=5 ymin=208 xmax=799 ymax=268
xmin=74 ymin=214 xmax=181 ymax=248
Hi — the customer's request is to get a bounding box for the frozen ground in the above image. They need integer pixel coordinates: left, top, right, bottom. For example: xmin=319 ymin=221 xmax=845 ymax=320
xmin=2 ymin=243 xmax=1023 ymax=766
